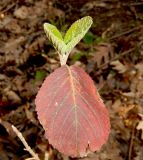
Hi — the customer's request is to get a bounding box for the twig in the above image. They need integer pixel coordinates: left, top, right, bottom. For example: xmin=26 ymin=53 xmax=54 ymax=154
xmin=25 ymin=158 xmax=37 ymax=160
xmin=96 ymin=47 xmax=135 ymax=71
xmin=109 ymin=26 xmax=141 ymax=40
xmin=128 ymin=125 xmax=136 ymax=160
xmin=12 ymin=125 xmax=40 ymax=160
xmin=123 ymin=2 xmax=143 ymax=6
xmin=1 ymin=2 xmax=17 ymax=13
xmin=44 ymin=152 xmax=50 ymax=160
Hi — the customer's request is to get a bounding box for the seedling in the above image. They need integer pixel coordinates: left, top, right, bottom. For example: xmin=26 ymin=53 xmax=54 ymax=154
xmin=35 ymin=16 xmax=110 ymax=158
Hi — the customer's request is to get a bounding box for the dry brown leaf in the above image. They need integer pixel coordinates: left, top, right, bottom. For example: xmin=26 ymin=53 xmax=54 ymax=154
xmin=111 ymin=99 xmax=122 ymax=113
xmin=0 ymin=143 xmax=9 ymax=160
xmin=129 ymin=63 xmax=143 ymax=105
xmin=25 ymin=105 xmax=37 ymax=125
xmin=3 ymin=90 xmax=21 ymax=104
xmin=4 ymin=18 xmax=22 ymax=34
xmin=122 ymin=92 xmax=135 ymax=98
xmin=81 ymin=1 xmax=107 ymax=13
xmin=0 ymin=119 xmax=16 ymax=138
xmin=0 ymin=55 xmax=5 ymax=66
xmin=94 ymin=43 xmax=113 ymax=67
xmin=4 ymin=36 xmax=25 ymax=54
xmin=110 ymin=60 xmax=128 ymax=74
xmin=2 ymin=105 xmax=26 ymax=127
xmin=136 ymin=120 xmax=143 ymax=140
xmin=119 ymin=104 xmax=135 ymax=118
xmin=0 ymin=16 xmax=11 ymax=28
xmin=135 ymin=63 xmax=143 ymax=74
xmin=134 ymin=146 xmax=143 ymax=160
xmin=19 ymin=37 xmax=45 ymax=65
xmin=14 ymin=6 xmax=29 ymax=19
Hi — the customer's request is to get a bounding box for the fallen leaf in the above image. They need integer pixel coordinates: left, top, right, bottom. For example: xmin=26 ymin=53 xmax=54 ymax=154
xmin=119 ymin=104 xmax=135 ymax=118
xmin=25 ymin=104 xmax=37 ymax=125
xmin=4 ymin=36 xmax=25 ymax=53
xmin=94 ymin=43 xmax=113 ymax=67
xmin=110 ymin=60 xmax=128 ymax=74
xmin=122 ymin=92 xmax=135 ymax=98
xmin=4 ymin=90 xmax=21 ymax=105
xmin=135 ymin=63 xmax=143 ymax=74
xmin=136 ymin=120 xmax=143 ymax=140
xmin=14 ymin=6 xmax=29 ymax=19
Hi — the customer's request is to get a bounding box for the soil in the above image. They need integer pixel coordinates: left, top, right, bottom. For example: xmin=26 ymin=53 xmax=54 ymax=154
xmin=0 ymin=0 xmax=143 ymax=160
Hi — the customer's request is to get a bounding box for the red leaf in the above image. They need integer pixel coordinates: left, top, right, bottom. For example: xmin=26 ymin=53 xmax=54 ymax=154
xmin=35 ymin=65 xmax=110 ymax=157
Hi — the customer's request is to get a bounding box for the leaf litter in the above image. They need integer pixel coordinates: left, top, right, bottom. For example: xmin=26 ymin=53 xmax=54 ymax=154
xmin=0 ymin=0 xmax=143 ymax=159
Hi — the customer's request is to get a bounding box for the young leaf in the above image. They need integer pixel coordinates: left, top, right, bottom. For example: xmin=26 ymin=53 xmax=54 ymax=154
xmin=35 ymin=65 xmax=110 ymax=157
xmin=43 ymin=16 xmax=93 ymax=65
xmin=64 ymin=16 xmax=93 ymax=54
xmin=44 ymin=23 xmax=66 ymax=55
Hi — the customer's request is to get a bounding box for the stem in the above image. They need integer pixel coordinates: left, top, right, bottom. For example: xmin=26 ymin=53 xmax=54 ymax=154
xmin=12 ymin=125 xmax=40 ymax=160
xmin=59 ymin=52 xmax=69 ymax=66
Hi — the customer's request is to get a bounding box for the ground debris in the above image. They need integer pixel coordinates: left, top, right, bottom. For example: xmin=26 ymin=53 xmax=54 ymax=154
xmin=0 ymin=0 xmax=143 ymax=159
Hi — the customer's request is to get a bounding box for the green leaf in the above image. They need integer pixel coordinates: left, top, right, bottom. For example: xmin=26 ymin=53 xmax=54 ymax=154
xmin=44 ymin=23 xmax=66 ymax=54
xmin=43 ymin=16 xmax=93 ymax=65
xmin=64 ymin=16 xmax=93 ymax=54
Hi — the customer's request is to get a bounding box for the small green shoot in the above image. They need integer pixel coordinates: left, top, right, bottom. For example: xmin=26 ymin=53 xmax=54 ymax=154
xmin=44 ymin=16 xmax=93 ymax=65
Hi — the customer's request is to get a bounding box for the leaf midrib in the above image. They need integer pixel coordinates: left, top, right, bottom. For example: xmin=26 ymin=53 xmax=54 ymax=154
xmin=66 ymin=65 xmax=78 ymax=153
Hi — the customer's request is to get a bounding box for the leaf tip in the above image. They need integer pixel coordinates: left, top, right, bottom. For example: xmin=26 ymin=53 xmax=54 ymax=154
xmin=83 ymin=16 xmax=93 ymax=25
xmin=43 ymin=23 xmax=50 ymax=31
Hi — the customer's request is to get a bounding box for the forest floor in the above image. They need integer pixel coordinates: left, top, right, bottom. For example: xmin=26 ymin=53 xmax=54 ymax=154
xmin=0 ymin=0 xmax=143 ymax=160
